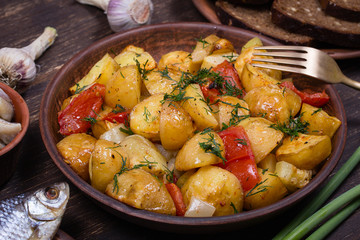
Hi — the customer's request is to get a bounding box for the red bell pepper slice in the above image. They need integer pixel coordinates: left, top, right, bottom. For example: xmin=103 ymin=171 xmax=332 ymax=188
xmin=280 ymin=81 xmax=330 ymax=107
xmin=58 ymin=83 xmax=105 ymax=135
xmin=102 ymin=110 xmax=130 ymax=125
xmin=218 ymin=126 xmax=260 ymax=192
xmin=200 ymin=60 xmax=244 ymax=103
xmin=165 ymin=183 xmax=186 ymax=216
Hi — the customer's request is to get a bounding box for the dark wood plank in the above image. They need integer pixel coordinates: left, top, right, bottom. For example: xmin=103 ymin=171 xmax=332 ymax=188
xmin=0 ymin=1 xmax=359 ymax=239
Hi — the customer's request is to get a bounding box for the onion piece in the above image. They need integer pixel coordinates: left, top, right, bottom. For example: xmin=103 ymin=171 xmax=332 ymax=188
xmin=184 ymin=196 xmax=216 ymax=217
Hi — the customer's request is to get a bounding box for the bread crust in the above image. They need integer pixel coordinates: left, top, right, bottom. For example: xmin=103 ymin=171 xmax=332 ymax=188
xmin=271 ymin=0 xmax=360 ymax=48
xmin=320 ymin=0 xmax=360 ymax=22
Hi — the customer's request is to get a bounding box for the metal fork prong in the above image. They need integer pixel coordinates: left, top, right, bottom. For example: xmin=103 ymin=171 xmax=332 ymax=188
xmin=253 ymin=51 xmax=307 ymax=59
xmin=252 ymin=58 xmax=306 ymax=67
xmin=251 ymin=63 xmax=306 ymax=74
xmin=254 ymin=46 xmax=309 ymax=51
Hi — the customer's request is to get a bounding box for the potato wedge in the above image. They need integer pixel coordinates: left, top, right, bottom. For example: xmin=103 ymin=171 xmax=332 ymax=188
xmin=144 ymin=68 xmax=182 ymax=95
xmin=238 ymin=117 xmax=284 ymax=163
xmin=56 ymin=133 xmax=97 ymax=182
xmin=175 ymin=131 xmax=224 ymax=171
xmin=158 ymin=50 xmax=192 ymax=73
xmin=235 ymin=37 xmax=281 ymax=82
xmin=200 ymin=52 xmax=239 ymax=70
xmin=160 ymin=101 xmax=195 ymax=150
xmin=276 ymin=133 xmax=332 ymax=170
xmin=120 ymin=135 xmax=168 ymax=177
xmin=90 ymin=105 xmax=116 ymax=139
xmin=114 ymin=50 xmax=156 ymax=71
xmin=129 ymin=94 xmax=163 ymax=141
xmin=217 ymin=95 xmax=249 ymax=128
xmin=106 ymin=169 xmax=176 ymax=215
xmin=181 ymin=84 xmax=218 ymax=130
xmin=181 ymin=166 xmax=243 ymax=216
xmin=104 ymin=65 xmax=141 ymax=109
xmin=275 ymin=161 xmax=312 ymax=192
xmin=258 ymin=153 xmax=277 ymax=173
xmin=244 ymin=84 xmax=301 ymax=124
xmin=89 ymin=139 xmax=128 ymax=192
xmin=69 ymin=53 xmax=119 ymax=94
xmin=212 ymin=38 xmax=235 ymax=54
xmin=300 ymin=103 xmax=341 ymax=138
xmin=244 ymin=168 xmax=288 ymax=210
xmin=190 ymin=34 xmax=220 ymax=72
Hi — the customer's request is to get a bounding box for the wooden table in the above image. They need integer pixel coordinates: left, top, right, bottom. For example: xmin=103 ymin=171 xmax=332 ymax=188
xmin=1 ymin=0 xmax=360 ymax=239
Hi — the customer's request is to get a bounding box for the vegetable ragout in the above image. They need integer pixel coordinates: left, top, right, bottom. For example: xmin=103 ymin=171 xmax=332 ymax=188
xmin=56 ymin=35 xmax=341 ymax=217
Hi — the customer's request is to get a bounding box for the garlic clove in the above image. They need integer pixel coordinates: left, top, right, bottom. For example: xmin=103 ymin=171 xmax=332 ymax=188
xmin=107 ymin=0 xmax=153 ymax=32
xmin=0 ymin=118 xmax=21 ymax=145
xmin=0 ymin=96 xmax=14 ymax=122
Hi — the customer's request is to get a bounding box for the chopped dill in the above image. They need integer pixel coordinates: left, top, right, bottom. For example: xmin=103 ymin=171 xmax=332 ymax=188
xmin=74 ymin=83 xmax=87 ymax=94
xmin=135 ymin=58 xmax=152 ymax=80
xmin=195 ymin=37 xmax=209 ymax=48
xmin=230 ymin=202 xmax=239 ymax=214
xmin=223 ymin=52 xmax=237 ymax=63
xmin=199 ymin=132 xmax=226 ymax=164
xmin=312 ymin=108 xmax=322 ymax=115
xmin=246 ymin=179 xmax=270 ymax=197
xmin=269 ymin=113 xmax=309 ymax=140
xmin=235 ymin=138 xmax=247 ymax=146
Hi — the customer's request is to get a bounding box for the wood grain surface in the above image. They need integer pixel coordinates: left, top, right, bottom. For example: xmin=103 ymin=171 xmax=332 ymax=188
xmin=0 ymin=0 xmax=360 ymax=239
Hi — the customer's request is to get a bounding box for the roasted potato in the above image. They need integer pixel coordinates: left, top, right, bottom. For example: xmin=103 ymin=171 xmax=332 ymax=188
xmin=275 ymin=161 xmax=312 ymax=192
xmin=276 ymin=133 xmax=332 ymax=170
xmin=106 ymin=169 xmax=176 ymax=215
xmin=129 ymin=94 xmax=163 ymax=141
xmin=89 ymin=139 xmax=128 ymax=192
xmin=175 ymin=131 xmax=225 ymax=171
xmin=200 ymin=52 xmax=239 ymax=70
xmin=238 ymin=117 xmax=284 ymax=163
xmin=190 ymin=34 xmax=221 ymax=72
xmin=244 ymin=168 xmax=288 ymax=210
xmin=244 ymin=84 xmax=302 ymax=124
xmin=158 ymin=51 xmax=192 ymax=73
xmin=144 ymin=68 xmax=182 ymax=95
xmin=90 ymin=105 xmax=116 ymax=139
xmin=240 ymin=63 xmax=281 ymax=92
xmin=300 ymin=103 xmax=341 ymax=138
xmin=181 ymin=84 xmax=218 ymax=130
xmin=57 ymin=133 xmax=97 ymax=182
xmin=160 ymin=101 xmax=195 ymax=150
xmin=258 ymin=153 xmax=277 ymax=173
xmin=69 ymin=53 xmax=119 ymax=94
xmin=217 ymin=95 xmax=249 ymax=127
xmin=181 ymin=166 xmax=243 ymax=216
xmin=234 ymin=37 xmax=281 ymax=83
xmin=212 ymin=38 xmax=235 ymax=54
xmin=120 ymin=135 xmax=168 ymax=177
xmin=114 ymin=48 xmax=156 ymax=72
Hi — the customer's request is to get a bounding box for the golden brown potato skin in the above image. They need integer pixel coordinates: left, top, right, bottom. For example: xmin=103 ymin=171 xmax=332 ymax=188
xmin=106 ymin=169 xmax=176 ymax=215
xmin=158 ymin=50 xmax=192 ymax=73
xmin=244 ymin=84 xmax=301 ymax=124
xmin=160 ymin=101 xmax=195 ymax=150
xmin=300 ymin=103 xmax=341 ymax=138
xmin=144 ymin=69 xmax=182 ymax=95
xmin=181 ymin=166 xmax=243 ymax=216
xmin=275 ymin=161 xmax=312 ymax=192
xmin=244 ymin=168 xmax=288 ymax=210
xmin=238 ymin=117 xmax=284 ymax=163
xmin=217 ymin=95 xmax=249 ymax=127
xmin=57 ymin=133 xmax=97 ymax=182
xmin=120 ymin=135 xmax=168 ymax=177
xmin=276 ymin=133 xmax=332 ymax=170
xmin=175 ymin=131 xmax=225 ymax=171
xmin=90 ymin=139 xmax=128 ymax=192
xmin=129 ymin=94 xmax=164 ymax=141
xmin=240 ymin=63 xmax=280 ymax=92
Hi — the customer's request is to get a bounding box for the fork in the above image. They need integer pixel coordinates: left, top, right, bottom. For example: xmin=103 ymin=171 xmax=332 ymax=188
xmin=251 ymin=46 xmax=360 ymax=90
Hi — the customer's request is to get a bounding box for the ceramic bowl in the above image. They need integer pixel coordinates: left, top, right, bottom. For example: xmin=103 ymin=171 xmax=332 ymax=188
xmin=0 ymin=82 xmax=29 ymax=186
xmin=39 ymin=22 xmax=346 ymax=233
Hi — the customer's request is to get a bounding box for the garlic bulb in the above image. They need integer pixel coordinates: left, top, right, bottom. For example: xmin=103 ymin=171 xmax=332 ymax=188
xmin=0 ymin=27 xmax=57 ymax=91
xmin=76 ymin=0 xmax=153 ymax=32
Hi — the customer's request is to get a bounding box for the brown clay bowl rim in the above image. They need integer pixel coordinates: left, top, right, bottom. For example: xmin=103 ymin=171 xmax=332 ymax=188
xmin=39 ymin=22 xmax=346 ymax=230
xmin=0 ymin=82 xmax=29 ymax=156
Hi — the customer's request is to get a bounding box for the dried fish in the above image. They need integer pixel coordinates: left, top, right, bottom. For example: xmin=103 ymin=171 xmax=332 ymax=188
xmin=0 ymin=182 xmax=70 ymax=240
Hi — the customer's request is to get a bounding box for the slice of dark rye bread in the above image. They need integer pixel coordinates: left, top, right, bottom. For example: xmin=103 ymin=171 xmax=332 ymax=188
xmin=319 ymin=0 xmax=360 ymax=22
xmin=214 ymin=1 xmax=315 ymax=46
xmin=271 ymin=0 xmax=360 ymax=48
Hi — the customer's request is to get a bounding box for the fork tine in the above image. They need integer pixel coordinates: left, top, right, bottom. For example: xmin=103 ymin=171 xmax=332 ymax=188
xmin=254 ymin=46 xmax=309 ymax=51
xmin=251 ymin=63 xmax=306 ymax=74
xmin=253 ymin=51 xmax=307 ymax=59
xmin=252 ymin=58 xmax=307 ymax=67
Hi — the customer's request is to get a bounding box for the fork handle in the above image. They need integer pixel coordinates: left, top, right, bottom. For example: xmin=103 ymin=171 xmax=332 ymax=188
xmin=341 ymin=75 xmax=360 ymax=90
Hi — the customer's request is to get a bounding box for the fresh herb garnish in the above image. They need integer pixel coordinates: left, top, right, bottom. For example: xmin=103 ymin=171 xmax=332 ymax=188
xmin=74 ymin=83 xmax=87 ymax=94
xmin=235 ymin=138 xmax=247 ymax=146
xmin=195 ymin=37 xmax=209 ymax=48
xmin=230 ymin=202 xmax=239 ymax=213
xmin=270 ymin=114 xmax=309 ymax=140
xmin=199 ymin=131 xmax=226 ymax=164
xmin=246 ymin=179 xmax=270 ymax=197
xmin=135 ymin=58 xmax=152 ymax=80
xmin=312 ymin=108 xmax=322 ymax=115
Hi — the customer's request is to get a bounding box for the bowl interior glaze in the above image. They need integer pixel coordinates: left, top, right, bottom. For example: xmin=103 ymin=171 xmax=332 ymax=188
xmin=39 ymin=22 xmax=346 ymax=233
